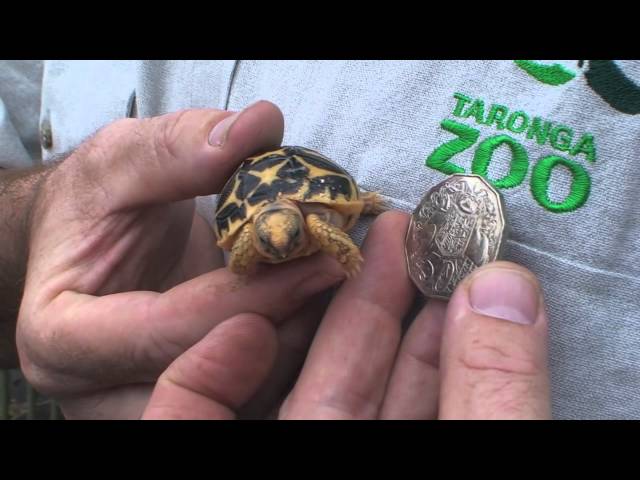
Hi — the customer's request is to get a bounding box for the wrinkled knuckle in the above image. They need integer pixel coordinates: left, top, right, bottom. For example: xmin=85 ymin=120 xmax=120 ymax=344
xmin=155 ymin=110 xmax=190 ymax=161
xmin=17 ymin=329 xmax=55 ymax=393
xmin=459 ymin=341 xmax=544 ymax=419
xmin=167 ymin=355 xmax=226 ymax=400
xmin=459 ymin=339 xmax=540 ymax=378
xmin=478 ymin=377 xmax=537 ymax=418
xmin=16 ymin=318 xmax=47 ymax=367
xmin=16 ymin=318 xmax=76 ymax=394
xmin=18 ymin=356 xmax=52 ymax=394
xmin=92 ymin=118 xmax=140 ymax=152
xmin=142 ymin=328 xmax=186 ymax=371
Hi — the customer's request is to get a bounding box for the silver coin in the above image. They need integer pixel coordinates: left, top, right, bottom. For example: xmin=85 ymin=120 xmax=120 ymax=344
xmin=405 ymin=174 xmax=508 ymax=299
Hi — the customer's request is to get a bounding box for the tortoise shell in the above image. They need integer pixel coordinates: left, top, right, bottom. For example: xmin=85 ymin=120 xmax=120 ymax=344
xmin=215 ymin=146 xmax=363 ymax=248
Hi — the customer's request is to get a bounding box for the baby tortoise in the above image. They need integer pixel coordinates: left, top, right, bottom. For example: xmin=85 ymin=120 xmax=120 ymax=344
xmin=214 ymin=146 xmax=384 ymax=276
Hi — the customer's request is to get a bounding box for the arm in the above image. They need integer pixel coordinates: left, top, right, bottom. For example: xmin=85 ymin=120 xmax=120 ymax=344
xmin=0 ymin=60 xmax=46 ymax=367
xmin=0 ymin=165 xmax=53 ymax=367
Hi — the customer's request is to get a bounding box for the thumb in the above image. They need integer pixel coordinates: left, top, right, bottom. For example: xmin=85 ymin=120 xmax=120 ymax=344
xmin=438 ymin=261 xmax=551 ymax=420
xmin=70 ymin=100 xmax=284 ymax=210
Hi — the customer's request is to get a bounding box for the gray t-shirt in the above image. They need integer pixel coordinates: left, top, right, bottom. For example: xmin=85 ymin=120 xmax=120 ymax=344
xmin=2 ymin=60 xmax=639 ymax=419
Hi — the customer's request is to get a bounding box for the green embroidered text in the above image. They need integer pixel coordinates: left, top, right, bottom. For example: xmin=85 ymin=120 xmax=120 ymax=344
xmin=452 ymin=92 xmax=597 ymax=163
xmin=425 ymin=92 xmax=597 ymax=213
xmin=531 ymin=156 xmax=591 ymax=212
xmin=472 ymin=135 xmax=529 ymax=189
xmin=426 ymin=120 xmax=477 ymax=175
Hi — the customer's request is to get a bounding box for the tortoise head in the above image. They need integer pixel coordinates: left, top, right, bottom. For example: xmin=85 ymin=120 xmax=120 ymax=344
xmin=253 ymin=200 xmax=307 ymax=261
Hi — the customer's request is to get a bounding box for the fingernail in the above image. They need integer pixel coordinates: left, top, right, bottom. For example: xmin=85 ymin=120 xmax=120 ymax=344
xmin=208 ymin=101 xmax=263 ymax=148
xmin=208 ymin=111 xmax=241 ymax=147
xmin=468 ymin=269 xmax=539 ymax=325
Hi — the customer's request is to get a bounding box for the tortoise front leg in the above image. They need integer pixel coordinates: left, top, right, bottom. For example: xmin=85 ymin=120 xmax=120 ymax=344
xmin=306 ymin=213 xmax=363 ymax=278
xmin=360 ymin=191 xmax=386 ymax=215
xmin=229 ymin=223 xmax=261 ymax=275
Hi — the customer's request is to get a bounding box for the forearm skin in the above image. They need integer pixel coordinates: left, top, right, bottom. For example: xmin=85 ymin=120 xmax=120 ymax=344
xmin=0 ymin=165 xmax=53 ymax=368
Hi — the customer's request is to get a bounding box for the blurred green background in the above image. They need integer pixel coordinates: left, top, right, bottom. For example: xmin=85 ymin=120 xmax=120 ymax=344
xmin=0 ymin=369 xmax=62 ymax=420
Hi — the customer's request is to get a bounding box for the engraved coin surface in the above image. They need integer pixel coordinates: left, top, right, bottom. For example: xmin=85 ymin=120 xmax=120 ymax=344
xmin=405 ymin=174 xmax=508 ymax=299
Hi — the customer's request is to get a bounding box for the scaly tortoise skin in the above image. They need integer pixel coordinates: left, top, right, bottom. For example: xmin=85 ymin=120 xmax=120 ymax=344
xmin=214 ymin=146 xmax=384 ymax=276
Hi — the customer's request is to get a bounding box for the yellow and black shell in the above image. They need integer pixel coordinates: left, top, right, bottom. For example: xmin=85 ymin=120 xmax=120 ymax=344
xmin=215 ymin=146 xmax=362 ymax=248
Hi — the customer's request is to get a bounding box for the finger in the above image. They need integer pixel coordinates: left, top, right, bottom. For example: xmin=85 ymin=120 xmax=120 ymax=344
xmin=19 ymin=252 xmax=344 ymax=396
xmin=65 ymin=100 xmax=284 ymax=210
xmin=379 ymin=299 xmax=446 ymax=420
xmin=238 ymin=292 xmax=331 ymax=419
xmin=59 ymin=383 xmax=153 ymax=420
xmin=142 ymin=313 xmax=277 ymax=420
xmin=280 ymin=211 xmax=416 ymax=420
xmin=438 ymin=262 xmax=551 ymax=420
xmin=158 ymin=211 xmax=226 ymax=291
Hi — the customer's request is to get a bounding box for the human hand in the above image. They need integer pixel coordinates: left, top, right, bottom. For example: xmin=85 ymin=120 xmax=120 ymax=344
xmin=142 ymin=211 xmax=551 ymax=420
xmin=16 ymin=101 xmax=346 ymax=419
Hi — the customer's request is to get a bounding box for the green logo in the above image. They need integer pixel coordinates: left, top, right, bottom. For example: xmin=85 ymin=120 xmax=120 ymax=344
xmin=515 ymin=60 xmax=640 ymax=115
xmin=514 ymin=60 xmax=576 ymax=86
xmin=424 ymin=61 xmax=640 ymax=214
xmin=426 ymin=92 xmax=594 ymax=213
